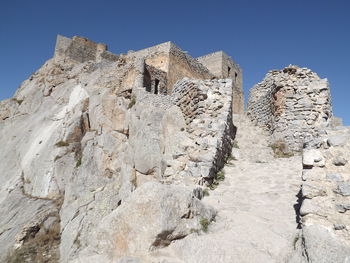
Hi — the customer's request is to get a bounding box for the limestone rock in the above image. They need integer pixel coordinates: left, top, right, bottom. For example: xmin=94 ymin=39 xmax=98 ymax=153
xmin=82 ymin=182 xmax=216 ymax=260
xmin=328 ymin=135 xmax=348 ymax=147
xmin=336 ymin=182 xmax=350 ymax=196
xmin=302 ymin=149 xmax=324 ymax=167
xmin=301 ymin=225 xmax=350 ymax=263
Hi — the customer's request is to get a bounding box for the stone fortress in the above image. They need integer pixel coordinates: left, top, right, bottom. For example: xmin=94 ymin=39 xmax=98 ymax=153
xmin=0 ymin=34 xmax=349 ymax=262
xmin=54 ymin=35 xmax=244 ymax=113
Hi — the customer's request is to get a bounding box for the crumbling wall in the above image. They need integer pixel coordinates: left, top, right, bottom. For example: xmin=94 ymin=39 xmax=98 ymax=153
xmin=197 ymin=51 xmax=244 ymax=114
xmin=130 ymin=42 xmax=213 ymax=93
xmin=247 ymin=65 xmax=333 ymax=152
xmin=130 ymin=77 xmax=236 ymax=185
xmin=54 ymin=35 xmax=118 ymax=63
xmin=293 ymin=124 xmax=350 ymax=262
xmin=166 ymin=44 xmax=213 ymax=93
xmin=169 ymin=78 xmax=236 ymax=184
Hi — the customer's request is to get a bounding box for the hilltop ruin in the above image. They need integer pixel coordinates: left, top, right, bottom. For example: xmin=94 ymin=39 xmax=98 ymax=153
xmin=0 ymin=35 xmax=349 ymax=263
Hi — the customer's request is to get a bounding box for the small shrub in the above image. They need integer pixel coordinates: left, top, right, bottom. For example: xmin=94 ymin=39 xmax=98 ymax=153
xmin=225 ymin=154 xmax=237 ymax=163
xmin=55 ymin=141 xmax=69 ymax=147
xmin=11 ymin=98 xmax=24 ymax=105
xmin=128 ymin=95 xmax=136 ymax=109
xmin=54 ymin=155 xmax=62 ymax=162
xmin=203 ymin=189 xmax=210 ymax=197
xmin=209 ymin=170 xmax=225 ymax=190
xmin=293 ymin=235 xmax=299 ymax=250
xmin=216 ymin=170 xmax=225 ymax=181
xmin=200 ymin=217 xmax=210 ymax=233
xmin=6 ymin=221 xmax=60 ymax=263
xmin=232 ymin=140 xmax=239 ymax=149
xmin=75 ymin=157 xmax=82 ymax=167
xmin=190 ymin=228 xmax=199 ymax=234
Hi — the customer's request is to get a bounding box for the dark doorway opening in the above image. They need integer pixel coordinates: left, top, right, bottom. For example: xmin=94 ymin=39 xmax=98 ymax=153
xmin=154 ymin=79 xmax=159 ymax=94
xmin=144 ymin=69 xmax=152 ymax=92
xmin=228 ymin=66 xmax=231 ymax=76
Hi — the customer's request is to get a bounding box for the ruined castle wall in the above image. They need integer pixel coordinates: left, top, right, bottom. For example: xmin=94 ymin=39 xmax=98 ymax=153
xmin=129 ymin=42 xmax=171 ymax=73
xmin=197 ymin=51 xmax=224 ymax=78
xmin=167 ymin=46 xmax=213 ymax=94
xmin=197 ymin=51 xmax=244 ymax=114
xmin=130 ymin=42 xmax=213 ymax=93
xmin=171 ymin=78 xmax=236 ymax=183
xmin=247 ymin=66 xmax=333 ymax=152
xmin=54 ymin=35 xmax=118 ymax=63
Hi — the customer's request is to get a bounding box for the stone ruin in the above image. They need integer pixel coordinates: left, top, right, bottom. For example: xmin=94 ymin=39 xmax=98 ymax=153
xmin=0 ymin=35 xmax=245 ymax=262
xmin=1 ymin=34 xmax=350 ymax=262
xmin=55 ymin=35 xmax=244 ymax=114
xmin=247 ymin=65 xmax=333 ymax=152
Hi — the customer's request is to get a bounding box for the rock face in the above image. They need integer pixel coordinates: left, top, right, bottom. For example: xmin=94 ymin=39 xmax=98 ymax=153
xmin=0 ymin=35 xmax=238 ymax=262
xmin=75 ymin=182 xmax=216 ymax=262
xmin=247 ymin=65 xmax=333 ymax=152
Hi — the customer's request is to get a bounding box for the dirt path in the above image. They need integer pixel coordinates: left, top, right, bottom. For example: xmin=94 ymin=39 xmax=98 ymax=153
xmin=162 ymin=116 xmax=303 ymax=262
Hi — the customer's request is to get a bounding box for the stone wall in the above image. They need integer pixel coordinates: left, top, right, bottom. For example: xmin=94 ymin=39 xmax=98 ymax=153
xmin=247 ymin=65 xmax=333 ymax=152
xmin=295 ymin=124 xmax=350 ymax=261
xmin=197 ymin=51 xmax=244 ymax=114
xmin=130 ymin=42 xmax=213 ymax=93
xmin=166 ymin=43 xmax=213 ymax=93
xmin=170 ymin=78 xmax=236 ymax=184
xmin=130 ymin=77 xmax=236 ymax=185
xmin=54 ymin=35 xmax=118 ymax=63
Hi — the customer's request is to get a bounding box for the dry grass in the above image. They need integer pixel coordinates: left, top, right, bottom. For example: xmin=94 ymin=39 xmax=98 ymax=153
xmin=55 ymin=141 xmax=69 ymax=147
xmin=6 ymin=222 xmax=60 ymax=263
xmin=270 ymin=140 xmax=294 ymax=158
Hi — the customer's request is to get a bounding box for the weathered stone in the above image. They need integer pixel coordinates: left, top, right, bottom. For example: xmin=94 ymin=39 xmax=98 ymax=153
xmin=83 ymin=182 xmax=216 ymax=260
xmin=334 ymin=224 xmax=346 ymax=230
xmin=326 ymin=173 xmax=344 ymax=182
xmin=301 ymin=225 xmax=350 ymax=262
xmin=247 ymin=66 xmax=332 ymax=153
xmin=302 ymin=183 xmax=326 ymax=198
xmin=327 ymin=135 xmax=348 ymax=147
xmin=302 ymin=149 xmax=323 ymax=167
xmin=336 ymin=182 xmax=350 ymax=196
xmin=333 ymin=156 xmax=348 ymax=166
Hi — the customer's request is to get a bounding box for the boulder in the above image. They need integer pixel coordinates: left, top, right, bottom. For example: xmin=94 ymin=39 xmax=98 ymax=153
xmin=85 ymin=182 xmax=216 ymax=260
xmin=301 ymin=225 xmax=350 ymax=263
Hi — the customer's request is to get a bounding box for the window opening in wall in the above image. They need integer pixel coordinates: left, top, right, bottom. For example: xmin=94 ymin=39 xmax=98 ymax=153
xmin=228 ymin=66 xmax=231 ymax=76
xmin=154 ymin=79 xmax=160 ymax=94
xmin=235 ymin=72 xmax=238 ymax=81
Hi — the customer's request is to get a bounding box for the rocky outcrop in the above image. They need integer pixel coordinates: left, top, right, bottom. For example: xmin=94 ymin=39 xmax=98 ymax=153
xmin=0 ymin=36 xmax=236 ymax=262
xmin=73 ymin=182 xmax=216 ymax=262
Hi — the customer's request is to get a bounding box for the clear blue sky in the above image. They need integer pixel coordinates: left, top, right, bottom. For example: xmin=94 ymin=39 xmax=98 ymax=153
xmin=1 ymin=0 xmax=349 ymax=125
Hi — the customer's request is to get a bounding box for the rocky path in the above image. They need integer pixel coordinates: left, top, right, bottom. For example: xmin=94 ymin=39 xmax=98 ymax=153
xmin=161 ymin=116 xmax=303 ymax=262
